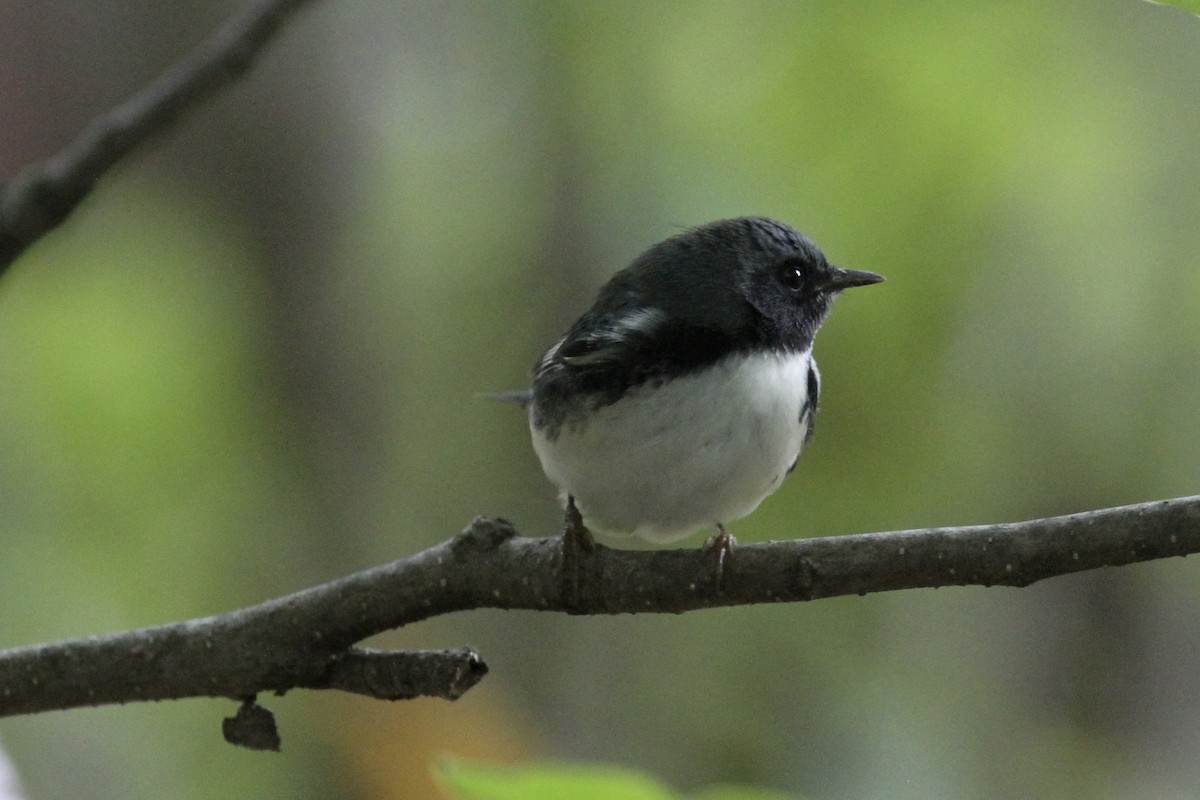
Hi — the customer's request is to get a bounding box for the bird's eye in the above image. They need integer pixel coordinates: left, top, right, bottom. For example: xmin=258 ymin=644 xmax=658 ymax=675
xmin=778 ymin=261 xmax=805 ymax=291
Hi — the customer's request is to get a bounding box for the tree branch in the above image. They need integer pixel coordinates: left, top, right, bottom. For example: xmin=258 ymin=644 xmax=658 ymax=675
xmin=1 ymin=494 xmax=1197 ymax=744
xmin=0 ymin=0 xmax=320 ymax=272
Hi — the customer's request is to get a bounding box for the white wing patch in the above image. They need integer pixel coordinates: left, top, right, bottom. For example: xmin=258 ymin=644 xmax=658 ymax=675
xmin=610 ymin=307 xmax=665 ymax=338
xmin=560 ymin=307 xmax=666 ymax=366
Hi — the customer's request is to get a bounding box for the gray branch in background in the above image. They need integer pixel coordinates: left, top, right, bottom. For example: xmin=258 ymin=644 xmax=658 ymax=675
xmin=0 ymin=0 xmax=320 ymax=272
xmin=1 ymin=495 xmax=1197 ymax=748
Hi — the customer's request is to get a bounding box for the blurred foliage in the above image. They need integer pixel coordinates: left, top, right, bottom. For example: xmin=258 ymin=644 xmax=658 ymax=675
xmin=434 ymin=758 xmax=804 ymax=800
xmin=1146 ymin=0 xmax=1200 ymax=14
xmin=0 ymin=1 xmax=1199 ymax=799
xmin=436 ymin=760 xmax=680 ymax=800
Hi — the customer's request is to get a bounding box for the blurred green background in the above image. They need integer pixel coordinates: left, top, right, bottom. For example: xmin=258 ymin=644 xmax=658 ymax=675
xmin=2 ymin=0 xmax=1199 ymax=798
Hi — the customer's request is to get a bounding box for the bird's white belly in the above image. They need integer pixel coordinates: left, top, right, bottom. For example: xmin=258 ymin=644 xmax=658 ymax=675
xmin=530 ymin=350 xmax=813 ymax=543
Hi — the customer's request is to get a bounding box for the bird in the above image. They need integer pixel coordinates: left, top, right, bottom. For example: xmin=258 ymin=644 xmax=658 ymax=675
xmin=525 ymin=217 xmax=883 ymax=560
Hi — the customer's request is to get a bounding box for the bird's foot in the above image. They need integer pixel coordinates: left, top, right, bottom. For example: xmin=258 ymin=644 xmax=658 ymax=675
xmin=561 ymin=496 xmax=595 ymax=608
xmin=563 ymin=495 xmax=596 ymax=554
xmin=702 ymin=524 xmax=737 ymax=592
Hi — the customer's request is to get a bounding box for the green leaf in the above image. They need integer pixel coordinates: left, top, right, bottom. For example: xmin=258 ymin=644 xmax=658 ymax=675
xmin=434 ymin=759 xmax=680 ymax=800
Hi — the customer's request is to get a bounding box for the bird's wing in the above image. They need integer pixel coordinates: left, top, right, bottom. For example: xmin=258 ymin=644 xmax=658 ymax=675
xmin=554 ymin=307 xmax=667 ymax=368
xmin=533 ymin=303 xmax=744 ymax=406
xmin=531 ymin=307 xmax=665 ymax=404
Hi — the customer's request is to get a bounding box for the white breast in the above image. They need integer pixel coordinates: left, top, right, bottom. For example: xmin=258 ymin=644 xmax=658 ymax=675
xmin=530 ymin=349 xmax=814 ymax=543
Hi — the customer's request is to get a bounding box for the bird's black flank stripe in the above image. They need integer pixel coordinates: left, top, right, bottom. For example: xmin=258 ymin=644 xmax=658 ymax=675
xmin=801 ymin=360 xmax=819 ymax=443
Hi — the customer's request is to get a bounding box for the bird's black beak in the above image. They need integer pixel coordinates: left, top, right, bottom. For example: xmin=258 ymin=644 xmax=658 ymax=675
xmin=821 ymin=266 xmax=885 ymax=291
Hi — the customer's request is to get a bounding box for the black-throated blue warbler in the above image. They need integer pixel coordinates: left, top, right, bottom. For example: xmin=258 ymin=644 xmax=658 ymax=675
xmin=526 ymin=217 xmax=882 ymax=554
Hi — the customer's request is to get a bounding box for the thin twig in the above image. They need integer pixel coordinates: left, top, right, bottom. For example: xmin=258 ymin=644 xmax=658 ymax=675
xmin=0 ymin=0 xmax=320 ymax=272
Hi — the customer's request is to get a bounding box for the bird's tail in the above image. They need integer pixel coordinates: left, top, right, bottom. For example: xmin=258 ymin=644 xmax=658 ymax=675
xmin=478 ymin=389 xmax=533 ymax=408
